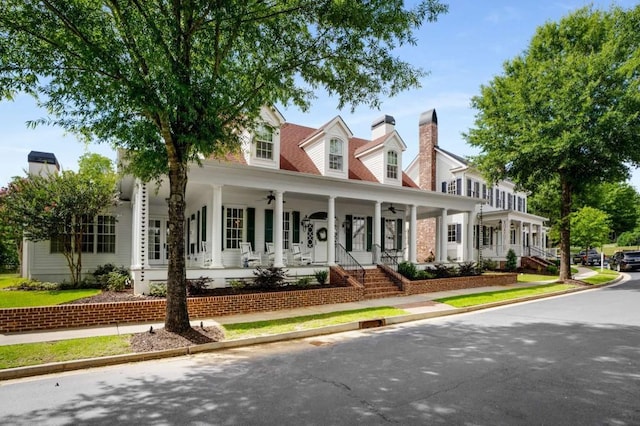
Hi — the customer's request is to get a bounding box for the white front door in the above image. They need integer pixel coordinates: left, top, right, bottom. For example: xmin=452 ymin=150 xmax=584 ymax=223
xmin=312 ymin=220 xmax=328 ymax=263
xmin=148 ymin=218 xmax=168 ymax=265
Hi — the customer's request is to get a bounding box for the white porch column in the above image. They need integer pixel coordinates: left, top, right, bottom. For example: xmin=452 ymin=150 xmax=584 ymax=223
xmin=440 ymin=208 xmax=448 ymax=262
xmin=273 ymin=190 xmax=285 ymax=267
xmin=466 ymin=211 xmax=475 ymax=262
xmin=209 ymin=185 xmax=224 ymax=268
xmin=327 ymin=196 xmax=336 ymax=265
xmin=409 ymin=205 xmax=417 ymax=263
xmin=374 ymin=201 xmax=382 ymax=260
xmin=131 ymin=185 xmax=140 ymax=269
xmin=504 ymin=219 xmax=511 ymax=255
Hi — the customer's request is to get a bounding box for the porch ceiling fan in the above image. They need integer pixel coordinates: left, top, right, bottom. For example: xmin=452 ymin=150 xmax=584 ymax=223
xmin=258 ymin=191 xmax=284 ymax=205
xmin=388 ymin=204 xmax=397 ymax=214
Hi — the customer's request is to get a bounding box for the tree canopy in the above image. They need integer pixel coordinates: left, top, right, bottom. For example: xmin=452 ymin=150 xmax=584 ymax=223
xmin=570 ymin=207 xmax=611 ymax=251
xmin=466 ymin=5 xmax=640 ymax=281
xmin=0 ymin=1 xmax=448 ymax=332
xmin=0 ymin=153 xmax=118 ymax=285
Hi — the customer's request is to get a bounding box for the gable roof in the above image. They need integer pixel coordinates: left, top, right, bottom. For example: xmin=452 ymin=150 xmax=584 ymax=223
xmin=436 ymin=146 xmax=469 ymax=166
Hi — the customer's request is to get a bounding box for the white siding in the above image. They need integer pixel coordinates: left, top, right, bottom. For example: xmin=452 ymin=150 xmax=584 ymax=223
xmin=361 ymin=150 xmax=384 ymax=183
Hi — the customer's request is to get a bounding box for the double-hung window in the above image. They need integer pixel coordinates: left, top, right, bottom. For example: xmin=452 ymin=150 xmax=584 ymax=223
xmin=329 ymin=138 xmax=343 ymax=171
xmin=225 ymin=207 xmax=244 ymax=249
xmin=351 ymin=216 xmax=366 ymax=251
xmin=386 ymin=151 xmax=398 ymax=179
xmin=255 ymin=125 xmax=273 ymax=160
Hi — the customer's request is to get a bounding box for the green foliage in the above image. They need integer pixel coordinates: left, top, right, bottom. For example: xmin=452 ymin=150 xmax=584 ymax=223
xmin=1 ymin=155 xmax=118 ymax=285
xmin=228 ymin=279 xmax=247 ymax=291
xmin=479 ymin=258 xmax=498 ymax=271
xmin=397 ymin=261 xmax=419 ymax=280
xmin=458 ymin=262 xmax=480 ymax=277
xmin=295 ymin=276 xmax=313 ymax=287
xmin=466 ymin=6 xmax=640 ymax=280
xmin=93 ymin=264 xmax=129 ymax=290
xmin=432 ymin=263 xmax=455 ymax=278
xmin=0 ymin=0 xmax=447 ymax=331
xmin=186 ymin=276 xmax=213 ymax=296
xmin=416 ymin=269 xmax=436 ymax=280
xmin=14 ymin=280 xmax=60 ymax=291
xmin=546 ymin=264 xmax=559 ymax=275
xmin=148 ymin=282 xmax=167 ymax=297
xmin=570 ymin=207 xmax=611 ymax=250
xmin=505 ymin=249 xmax=517 ymax=272
xmin=252 ymin=266 xmax=288 ymax=289
xmin=314 ymin=269 xmax=329 ymax=285
xmin=617 ymin=231 xmax=640 ymax=247
xmin=105 ymin=271 xmax=129 ymax=292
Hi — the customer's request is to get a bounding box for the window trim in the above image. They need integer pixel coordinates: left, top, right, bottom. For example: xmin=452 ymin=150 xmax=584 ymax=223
xmin=386 ymin=150 xmax=398 ymax=180
xmin=329 ymin=138 xmax=344 ymax=171
xmin=225 ymin=206 xmax=245 ymax=250
xmin=254 ymin=125 xmax=274 ymax=160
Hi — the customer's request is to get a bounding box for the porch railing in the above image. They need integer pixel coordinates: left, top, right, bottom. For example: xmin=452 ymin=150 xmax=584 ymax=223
xmin=373 ymin=243 xmax=399 ymax=270
xmin=527 ymin=246 xmax=558 ymax=260
xmin=335 ymin=242 xmax=365 ymax=285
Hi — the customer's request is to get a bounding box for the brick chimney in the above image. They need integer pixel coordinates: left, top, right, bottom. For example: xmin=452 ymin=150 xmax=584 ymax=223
xmin=418 ymin=109 xmax=437 ymax=191
xmin=417 ymin=109 xmax=438 ymax=262
xmin=371 ymin=114 xmax=396 ymax=140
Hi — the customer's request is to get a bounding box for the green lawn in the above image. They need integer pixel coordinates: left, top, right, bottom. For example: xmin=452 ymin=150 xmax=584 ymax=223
xmin=0 ymin=336 xmax=131 ymax=369
xmin=582 ymin=267 xmax=619 ymax=285
xmin=0 ymin=273 xmax=101 ymax=308
xmin=0 ymin=306 xmax=407 ymax=369
xmin=434 ymin=283 xmax=578 ymax=308
xmin=0 ymin=288 xmax=102 ymax=308
xmin=517 ymin=273 xmax=558 ymax=283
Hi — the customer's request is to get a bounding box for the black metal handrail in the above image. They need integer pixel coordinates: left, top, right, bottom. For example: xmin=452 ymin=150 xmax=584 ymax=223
xmin=373 ymin=243 xmax=399 ymax=270
xmin=335 ymin=242 xmax=365 ymax=285
xmin=527 ymin=246 xmax=556 ymax=260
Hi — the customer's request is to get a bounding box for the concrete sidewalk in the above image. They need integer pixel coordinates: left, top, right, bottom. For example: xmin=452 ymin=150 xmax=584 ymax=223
xmin=1 ymin=269 xmax=596 ymax=347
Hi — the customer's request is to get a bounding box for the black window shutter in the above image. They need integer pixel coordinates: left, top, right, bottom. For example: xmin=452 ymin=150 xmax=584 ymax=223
xmin=197 ymin=210 xmax=200 ymax=252
xmin=396 ymin=218 xmax=403 ymax=251
xmin=456 ymin=223 xmax=461 ymax=243
xmin=381 ymin=217 xmax=386 ymax=250
xmin=441 ymin=181 xmax=447 ymax=193
xmin=467 ymin=178 xmax=472 ymax=197
xmin=345 ymin=215 xmax=353 ymax=251
xmin=187 ymin=218 xmax=191 ymax=254
xmin=247 ymin=207 xmax=255 ymax=250
xmin=292 ymin=211 xmax=300 ymax=244
xmin=265 ymin=209 xmax=273 ymax=245
xmin=366 ymin=216 xmax=373 ymax=251
xmin=201 ymin=206 xmax=207 ymax=242
xmin=456 ymin=178 xmax=462 ymax=195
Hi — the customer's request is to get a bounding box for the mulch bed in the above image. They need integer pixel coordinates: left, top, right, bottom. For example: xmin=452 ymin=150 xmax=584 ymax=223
xmin=130 ymin=325 xmax=226 ymax=352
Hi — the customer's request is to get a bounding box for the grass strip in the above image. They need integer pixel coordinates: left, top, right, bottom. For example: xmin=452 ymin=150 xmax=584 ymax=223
xmin=0 ymin=274 xmax=22 ymax=290
xmin=0 ymin=336 xmax=132 ymax=370
xmin=582 ymin=268 xmax=618 ymax=285
xmin=0 ymin=307 xmax=407 ymax=369
xmin=0 ymin=289 xmax=101 ymax=308
xmin=434 ymin=283 xmax=578 ymax=308
xmin=516 ymin=273 xmax=558 ymax=283
xmin=223 ymin=307 xmax=407 ymax=340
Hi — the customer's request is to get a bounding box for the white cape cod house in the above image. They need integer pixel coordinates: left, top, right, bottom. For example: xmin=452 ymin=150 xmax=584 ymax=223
xmin=21 ymin=107 xmax=548 ymax=294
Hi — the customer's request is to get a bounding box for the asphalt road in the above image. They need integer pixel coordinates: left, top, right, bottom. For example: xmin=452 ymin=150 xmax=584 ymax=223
xmin=1 ymin=276 xmax=640 ymax=425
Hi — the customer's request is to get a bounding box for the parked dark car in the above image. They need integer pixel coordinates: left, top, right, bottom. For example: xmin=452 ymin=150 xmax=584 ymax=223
xmin=580 ymin=249 xmax=602 ymax=266
xmin=608 ymin=251 xmax=640 ymax=271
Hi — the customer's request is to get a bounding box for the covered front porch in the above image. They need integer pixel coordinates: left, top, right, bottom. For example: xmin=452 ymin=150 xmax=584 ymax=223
xmin=124 ymin=162 xmax=480 ymax=294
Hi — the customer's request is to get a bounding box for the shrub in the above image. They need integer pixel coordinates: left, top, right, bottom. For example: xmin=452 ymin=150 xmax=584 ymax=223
xmin=458 ymin=262 xmax=479 ymax=277
xmin=479 ymin=258 xmax=498 ymax=271
xmin=229 ymin=279 xmax=247 ymax=291
xmin=432 ymin=263 xmax=455 ymax=278
xmin=295 ymin=276 xmax=313 ymax=287
xmin=546 ymin=264 xmax=559 ymax=275
xmin=505 ymin=249 xmax=517 ymax=272
xmin=186 ymin=276 xmax=213 ymax=295
xmin=397 ymin=261 xmax=418 ymax=280
xmin=252 ymin=266 xmax=288 ymax=289
xmin=415 ymin=269 xmax=435 ymax=280
xmin=148 ymin=282 xmax=167 ymax=297
xmin=106 ymin=271 xmax=129 ymax=292
xmin=93 ymin=264 xmax=130 ymax=289
xmin=617 ymin=231 xmax=640 ymax=247
xmin=15 ymin=280 xmax=60 ymax=291
xmin=314 ymin=269 xmax=329 ymax=285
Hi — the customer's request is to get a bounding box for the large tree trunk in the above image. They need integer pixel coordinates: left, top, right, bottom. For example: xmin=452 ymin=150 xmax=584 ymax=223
xmin=558 ymin=176 xmax=573 ymax=282
xmin=165 ymin=159 xmax=191 ymax=332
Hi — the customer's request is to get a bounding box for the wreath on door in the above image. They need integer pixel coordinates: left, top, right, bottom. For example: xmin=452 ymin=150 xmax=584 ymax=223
xmin=316 ymin=227 xmax=328 ymax=242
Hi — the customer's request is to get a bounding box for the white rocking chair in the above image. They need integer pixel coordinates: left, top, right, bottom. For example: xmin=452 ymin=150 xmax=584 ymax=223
xmin=291 ymin=243 xmax=313 ymax=265
xmin=240 ymin=242 xmax=261 ymax=267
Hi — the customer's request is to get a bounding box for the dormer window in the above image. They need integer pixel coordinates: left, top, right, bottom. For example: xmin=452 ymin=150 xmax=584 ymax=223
xmin=255 ymin=125 xmax=273 ymax=160
xmin=387 ymin=151 xmax=398 ymax=179
xmin=329 ymin=138 xmax=343 ymax=171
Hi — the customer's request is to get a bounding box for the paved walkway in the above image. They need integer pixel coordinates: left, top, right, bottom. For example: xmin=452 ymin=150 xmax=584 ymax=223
xmin=0 ymin=268 xmax=598 ymax=346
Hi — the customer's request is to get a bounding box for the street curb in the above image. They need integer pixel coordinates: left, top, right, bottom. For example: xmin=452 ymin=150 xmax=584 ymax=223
xmin=0 ymin=277 xmax=623 ymax=381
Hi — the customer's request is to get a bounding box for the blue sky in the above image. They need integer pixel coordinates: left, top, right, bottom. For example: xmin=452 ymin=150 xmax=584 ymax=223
xmin=1 ymin=0 xmax=638 ymax=189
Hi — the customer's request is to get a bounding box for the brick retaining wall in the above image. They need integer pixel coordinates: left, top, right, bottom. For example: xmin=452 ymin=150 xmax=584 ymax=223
xmin=0 ymin=286 xmax=363 ymax=334
xmin=0 ymin=273 xmax=514 ymax=334
xmin=405 ymin=273 xmax=517 ymax=295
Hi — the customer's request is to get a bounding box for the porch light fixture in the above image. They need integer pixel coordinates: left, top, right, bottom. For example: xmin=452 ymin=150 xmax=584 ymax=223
xmin=301 ymin=215 xmax=310 ymax=228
